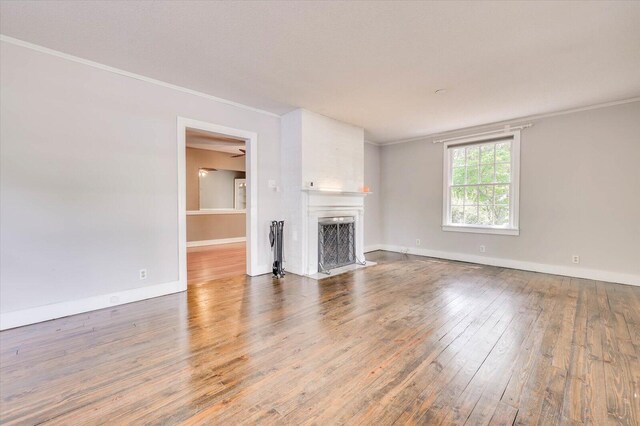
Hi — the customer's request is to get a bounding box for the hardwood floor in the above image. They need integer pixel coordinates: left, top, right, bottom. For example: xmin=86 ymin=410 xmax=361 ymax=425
xmin=187 ymin=242 xmax=246 ymax=284
xmin=1 ymin=251 xmax=639 ymax=425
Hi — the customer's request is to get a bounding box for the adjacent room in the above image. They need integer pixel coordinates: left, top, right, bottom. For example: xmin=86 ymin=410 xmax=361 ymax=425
xmin=185 ymin=128 xmax=248 ymax=283
xmin=1 ymin=1 xmax=639 ymax=425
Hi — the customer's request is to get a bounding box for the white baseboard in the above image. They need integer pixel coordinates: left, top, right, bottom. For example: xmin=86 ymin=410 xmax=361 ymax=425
xmin=0 ymin=280 xmax=185 ymax=331
xmin=252 ymin=264 xmax=272 ymax=276
xmin=378 ymin=244 xmax=640 ymax=287
xmin=1 ymin=261 xmax=272 ymax=330
xmin=364 ymin=244 xmax=383 ymax=253
xmin=187 ymin=237 xmax=246 ymax=247
xmin=6 ymin=246 xmax=632 ymax=330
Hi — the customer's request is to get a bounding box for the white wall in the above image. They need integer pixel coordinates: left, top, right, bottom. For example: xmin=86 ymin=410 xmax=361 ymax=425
xmin=300 ymin=110 xmax=364 ymax=192
xmin=280 ymin=110 xmax=304 ymax=275
xmin=0 ymin=40 xmax=281 ymax=327
xmin=364 ymin=142 xmax=382 ymax=250
xmin=380 ymin=101 xmax=640 ymax=285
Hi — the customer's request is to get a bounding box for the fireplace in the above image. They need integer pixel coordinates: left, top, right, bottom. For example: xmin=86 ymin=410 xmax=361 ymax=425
xmin=283 ymin=189 xmax=370 ymax=277
xmin=280 ymin=109 xmax=369 ymax=277
xmin=318 ymin=216 xmax=356 ymax=273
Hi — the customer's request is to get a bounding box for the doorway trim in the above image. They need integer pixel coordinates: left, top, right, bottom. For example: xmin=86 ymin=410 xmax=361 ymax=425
xmin=177 ymin=117 xmax=259 ymax=288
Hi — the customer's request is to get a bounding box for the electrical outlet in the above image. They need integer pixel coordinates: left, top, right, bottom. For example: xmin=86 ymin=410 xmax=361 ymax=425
xmin=416 ymin=239 xmax=421 ymax=246
xmin=139 ymin=269 xmax=148 ymax=280
xmin=572 ymin=255 xmax=580 ymax=264
xmin=479 ymin=245 xmax=486 ymax=253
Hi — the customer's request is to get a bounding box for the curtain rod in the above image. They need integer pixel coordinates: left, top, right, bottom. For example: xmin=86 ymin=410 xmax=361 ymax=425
xmin=433 ymin=123 xmax=533 ymax=144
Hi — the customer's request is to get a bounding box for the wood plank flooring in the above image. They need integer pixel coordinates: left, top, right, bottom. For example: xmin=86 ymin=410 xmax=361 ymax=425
xmin=1 ymin=251 xmax=639 ymax=425
xmin=187 ymin=242 xmax=246 ymax=284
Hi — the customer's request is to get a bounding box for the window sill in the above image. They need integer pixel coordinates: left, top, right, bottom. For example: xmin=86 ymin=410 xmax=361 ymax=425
xmin=442 ymin=225 xmax=519 ymax=236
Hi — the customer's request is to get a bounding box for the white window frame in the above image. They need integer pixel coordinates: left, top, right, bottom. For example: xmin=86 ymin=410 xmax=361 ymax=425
xmin=442 ymin=130 xmax=520 ymax=236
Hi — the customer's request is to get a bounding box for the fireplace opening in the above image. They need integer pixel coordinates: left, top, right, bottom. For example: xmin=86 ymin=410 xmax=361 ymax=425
xmin=318 ymin=216 xmax=356 ymax=273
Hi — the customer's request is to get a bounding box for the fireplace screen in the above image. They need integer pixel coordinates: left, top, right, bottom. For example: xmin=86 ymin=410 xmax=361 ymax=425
xmin=318 ymin=217 xmax=356 ymax=272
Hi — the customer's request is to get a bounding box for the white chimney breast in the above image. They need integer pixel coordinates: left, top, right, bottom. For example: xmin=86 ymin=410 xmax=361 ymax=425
xmin=280 ymin=109 xmax=365 ymax=275
xmin=300 ymin=110 xmax=364 ymax=192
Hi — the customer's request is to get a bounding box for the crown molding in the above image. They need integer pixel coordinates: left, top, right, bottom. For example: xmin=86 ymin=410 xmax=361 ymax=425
xmin=0 ymin=34 xmax=281 ymax=118
xmin=3 ymin=34 xmax=638 ymax=143
xmin=377 ymin=96 xmax=640 ymax=147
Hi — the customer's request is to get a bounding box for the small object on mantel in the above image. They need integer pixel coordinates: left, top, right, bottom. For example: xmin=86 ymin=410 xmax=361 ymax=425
xmin=362 ymin=185 xmax=370 ymax=193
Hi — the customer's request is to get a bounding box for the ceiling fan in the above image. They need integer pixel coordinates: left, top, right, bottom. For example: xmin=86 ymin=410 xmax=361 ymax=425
xmin=232 ymin=149 xmax=246 ymax=158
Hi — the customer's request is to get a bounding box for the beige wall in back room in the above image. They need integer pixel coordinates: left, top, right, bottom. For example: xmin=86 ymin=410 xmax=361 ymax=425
xmin=379 ymin=100 xmax=640 ymax=283
xmin=187 ymin=215 xmax=245 ymax=241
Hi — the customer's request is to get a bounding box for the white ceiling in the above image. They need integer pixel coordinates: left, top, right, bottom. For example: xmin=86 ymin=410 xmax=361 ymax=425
xmin=2 ymin=1 xmax=639 ymax=143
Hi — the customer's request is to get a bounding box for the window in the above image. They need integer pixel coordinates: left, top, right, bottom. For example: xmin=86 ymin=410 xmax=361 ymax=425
xmin=442 ymin=131 xmax=520 ymax=235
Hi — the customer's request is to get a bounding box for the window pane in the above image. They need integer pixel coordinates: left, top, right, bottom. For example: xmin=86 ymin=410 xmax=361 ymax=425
xmin=480 ymin=164 xmax=494 ymax=184
xmin=495 ymin=185 xmax=509 ymax=205
xmin=480 ymin=145 xmax=494 ymax=164
xmin=465 ymin=186 xmax=478 ymax=205
xmin=452 ymin=148 xmax=465 ymax=167
xmin=479 ymin=206 xmax=493 ymax=225
xmin=452 ymin=167 xmax=465 ymax=185
xmin=451 ymin=206 xmax=464 ymax=223
xmin=466 ymin=146 xmax=479 ymax=166
xmin=495 ymin=142 xmax=511 ymax=163
xmin=496 ymin=163 xmax=510 ymax=183
xmin=464 ymin=206 xmax=479 ymax=224
xmin=466 ymin=166 xmax=479 ymax=184
xmin=494 ymin=206 xmax=509 ymax=226
xmin=478 ymin=186 xmax=493 ymax=205
xmin=451 ymin=187 xmax=465 ymax=205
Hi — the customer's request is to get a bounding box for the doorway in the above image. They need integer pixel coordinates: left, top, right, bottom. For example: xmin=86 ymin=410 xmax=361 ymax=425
xmin=177 ymin=118 xmax=258 ymax=288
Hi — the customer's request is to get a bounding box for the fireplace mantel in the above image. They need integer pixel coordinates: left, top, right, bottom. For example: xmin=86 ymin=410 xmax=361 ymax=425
xmin=299 ymin=189 xmax=367 ymax=277
xmin=301 ymin=189 xmax=372 ymax=196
